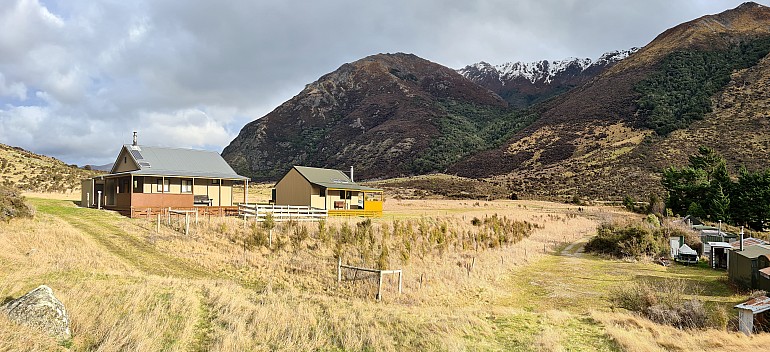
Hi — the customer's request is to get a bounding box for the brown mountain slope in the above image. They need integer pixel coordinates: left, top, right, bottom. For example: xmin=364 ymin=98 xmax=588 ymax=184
xmin=0 ymin=143 xmax=100 ymax=193
xmin=451 ymin=2 xmax=770 ymax=200
xmin=222 ymin=53 xmax=507 ymax=181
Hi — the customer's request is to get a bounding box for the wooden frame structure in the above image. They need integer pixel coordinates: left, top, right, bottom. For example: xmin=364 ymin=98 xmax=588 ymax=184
xmin=336 ymin=258 xmax=402 ymax=300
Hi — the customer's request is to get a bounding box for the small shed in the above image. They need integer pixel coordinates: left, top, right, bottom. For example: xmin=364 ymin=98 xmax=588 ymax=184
xmin=734 ymin=295 xmax=770 ymax=336
xmin=728 ymin=244 xmax=770 ymax=289
xmin=707 ymin=242 xmax=732 ymax=269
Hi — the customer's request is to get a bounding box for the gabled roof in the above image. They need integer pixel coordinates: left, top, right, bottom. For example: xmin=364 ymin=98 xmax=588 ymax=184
xmin=292 ymin=166 xmax=381 ymax=191
xmin=108 ymin=145 xmax=248 ymax=180
xmin=682 ymin=215 xmax=704 ymax=226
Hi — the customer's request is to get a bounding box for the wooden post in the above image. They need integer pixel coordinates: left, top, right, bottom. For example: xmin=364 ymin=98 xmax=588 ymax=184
xmin=156 ymin=213 xmax=160 ymax=233
xmin=185 ymin=212 xmax=190 ymax=236
xmin=167 ymin=207 xmax=171 ymax=225
xmin=398 ymin=270 xmax=403 ymax=294
xmin=377 ymin=271 xmax=383 ymax=301
xmin=337 ymin=257 xmax=342 ymax=284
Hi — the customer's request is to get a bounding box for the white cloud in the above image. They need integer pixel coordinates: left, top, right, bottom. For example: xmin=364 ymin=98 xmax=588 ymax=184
xmin=0 ymin=0 xmax=760 ymax=166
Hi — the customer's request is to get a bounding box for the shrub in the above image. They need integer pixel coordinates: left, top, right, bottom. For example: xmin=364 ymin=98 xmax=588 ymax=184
xmin=0 ymin=185 xmax=33 ymax=222
xmin=611 ymin=279 xmax=709 ymax=329
xmin=585 ymin=222 xmax=670 ymax=258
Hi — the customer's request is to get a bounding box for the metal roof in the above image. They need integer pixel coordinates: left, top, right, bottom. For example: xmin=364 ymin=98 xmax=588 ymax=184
xmin=731 ymin=237 xmax=769 ymax=250
xmin=734 ymin=296 xmax=770 ymax=314
xmin=111 ymin=145 xmax=248 ymax=180
xmin=706 ymin=241 xmax=732 ymax=248
xmin=734 ymin=244 xmax=770 ymax=259
xmin=678 ymin=244 xmax=697 ymax=255
xmin=293 ymin=166 xmax=381 ymax=191
xmin=760 ymin=267 xmax=770 ymax=280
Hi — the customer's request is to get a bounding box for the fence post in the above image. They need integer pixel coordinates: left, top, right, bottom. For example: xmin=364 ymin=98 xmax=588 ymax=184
xmin=398 ymin=270 xmax=403 ymax=294
xmin=337 ymin=257 xmax=342 ymax=284
xmin=377 ymin=271 xmax=383 ymax=301
xmin=167 ymin=207 xmax=171 ymax=225
xmin=185 ymin=212 xmax=190 ymax=236
xmin=156 ymin=213 xmax=160 ymax=233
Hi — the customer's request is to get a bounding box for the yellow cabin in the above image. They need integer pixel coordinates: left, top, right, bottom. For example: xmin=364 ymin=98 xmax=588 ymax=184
xmin=274 ymin=166 xmax=383 ymax=217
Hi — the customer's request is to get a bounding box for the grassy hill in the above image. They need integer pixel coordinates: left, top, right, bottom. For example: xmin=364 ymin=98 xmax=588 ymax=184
xmin=1 ymin=196 xmax=766 ymax=350
xmin=0 ymin=144 xmax=100 ymax=193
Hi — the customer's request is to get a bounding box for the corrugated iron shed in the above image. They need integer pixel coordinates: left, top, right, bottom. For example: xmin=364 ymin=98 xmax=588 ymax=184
xmin=735 ymin=296 xmax=770 ymax=314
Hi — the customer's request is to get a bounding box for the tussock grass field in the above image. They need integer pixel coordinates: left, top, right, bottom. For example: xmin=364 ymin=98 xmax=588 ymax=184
xmin=1 ymin=194 xmax=768 ymax=351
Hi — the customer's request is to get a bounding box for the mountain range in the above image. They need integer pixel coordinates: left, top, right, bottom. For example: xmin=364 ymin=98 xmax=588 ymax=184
xmin=222 ymin=2 xmax=770 ymax=199
xmin=457 ymin=48 xmax=638 ymax=108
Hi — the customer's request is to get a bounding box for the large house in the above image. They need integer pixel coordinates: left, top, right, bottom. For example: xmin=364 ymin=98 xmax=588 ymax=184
xmin=273 ymin=166 xmax=383 ymax=216
xmin=82 ymin=134 xmax=249 ymax=217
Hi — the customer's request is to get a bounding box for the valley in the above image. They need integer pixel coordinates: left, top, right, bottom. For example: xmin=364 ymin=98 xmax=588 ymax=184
xmin=2 ymin=194 xmax=766 ymax=350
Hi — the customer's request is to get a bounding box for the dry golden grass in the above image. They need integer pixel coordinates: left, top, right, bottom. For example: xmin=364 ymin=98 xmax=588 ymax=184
xmin=592 ymin=311 xmax=770 ymax=352
xmin=0 ymin=196 xmax=760 ymax=350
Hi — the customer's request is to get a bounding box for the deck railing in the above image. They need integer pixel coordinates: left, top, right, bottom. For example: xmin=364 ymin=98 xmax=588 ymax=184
xmin=238 ymin=204 xmax=328 ymax=222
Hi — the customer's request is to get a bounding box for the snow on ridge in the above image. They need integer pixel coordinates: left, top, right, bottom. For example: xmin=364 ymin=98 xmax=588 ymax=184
xmin=459 ymin=48 xmax=639 ymax=84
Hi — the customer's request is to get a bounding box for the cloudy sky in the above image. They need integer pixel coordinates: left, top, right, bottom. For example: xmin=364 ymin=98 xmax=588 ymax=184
xmin=0 ymin=0 xmax=762 ymax=166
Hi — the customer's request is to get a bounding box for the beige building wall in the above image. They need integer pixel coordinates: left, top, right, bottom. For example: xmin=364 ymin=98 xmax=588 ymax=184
xmin=310 ymin=185 xmax=325 ymax=209
xmin=81 ymin=179 xmax=93 ymax=207
xmin=113 ymin=148 xmax=139 ymax=173
xmin=275 ymin=169 xmax=311 ymax=206
xmin=193 ymin=179 xmax=208 ymax=197
xmin=220 ymin=180 xmax=233 ymax=206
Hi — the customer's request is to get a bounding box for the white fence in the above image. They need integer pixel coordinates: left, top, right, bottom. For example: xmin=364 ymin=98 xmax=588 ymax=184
xmin=238 ymin=204 xmax=328 ymax=222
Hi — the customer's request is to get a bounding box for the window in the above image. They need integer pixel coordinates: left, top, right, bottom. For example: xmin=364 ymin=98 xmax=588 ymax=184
xmin=365 ymin=192 xmax=382 ymax=202
xmin=157 ymin=179 xmax=170 ymax=192
xmin=181 ymin=179 xmax=192 ymax=193
xmin=212 ymin=179 xmax=220 ymax=185
xmin=119 ymin=179 xmax=130 ymax=194
xmin=124 ymin=156 xmax=127 ymax=164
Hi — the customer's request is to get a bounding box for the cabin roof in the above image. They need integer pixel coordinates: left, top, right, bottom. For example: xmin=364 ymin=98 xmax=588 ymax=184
xmin=292 ymin=166 xmax=381 ymax=191
xmin=734 ymin=244 xmax=770 ymax=259
xmin=108 ymin=145 xmax=248 ymax=180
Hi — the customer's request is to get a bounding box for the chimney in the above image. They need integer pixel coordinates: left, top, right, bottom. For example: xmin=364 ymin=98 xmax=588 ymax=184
xmin=132 ymin=131 xmax=138 ymax=146
xmin=350 ymin=166 xmax=354 ymax=183
xmin=740 ymin=226 xmax=744 ymax=251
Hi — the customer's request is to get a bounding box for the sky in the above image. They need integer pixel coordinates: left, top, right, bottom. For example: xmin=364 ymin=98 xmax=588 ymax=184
xmin=0 ymin=0 xmax=763 ymax=166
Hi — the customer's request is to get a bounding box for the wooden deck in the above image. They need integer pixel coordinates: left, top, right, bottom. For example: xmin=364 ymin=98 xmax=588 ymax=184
xmin=328 ymin=209 xmax=382 ymax=217
xmin=128 ymin=206 xmax=239 ymax=218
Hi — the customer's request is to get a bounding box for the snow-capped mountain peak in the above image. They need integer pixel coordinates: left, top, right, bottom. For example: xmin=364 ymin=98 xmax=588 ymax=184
xmin=458 ymin=48 xmax=640 ymax=85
